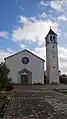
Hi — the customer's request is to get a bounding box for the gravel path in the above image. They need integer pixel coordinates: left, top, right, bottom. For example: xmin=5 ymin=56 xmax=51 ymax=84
xmin=4 ymin=90 xmax=67 ymax=119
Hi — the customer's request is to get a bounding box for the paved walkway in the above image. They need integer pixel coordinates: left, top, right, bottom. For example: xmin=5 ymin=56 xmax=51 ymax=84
xmin=4 ymin=87 xmax=67 ymax=119
xmin=13 ymin=84 xmax=67 ymax=91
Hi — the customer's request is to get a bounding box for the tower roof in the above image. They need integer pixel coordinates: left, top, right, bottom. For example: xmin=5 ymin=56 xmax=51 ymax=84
xmin=45 ymin=28 xmax=57 ymax=40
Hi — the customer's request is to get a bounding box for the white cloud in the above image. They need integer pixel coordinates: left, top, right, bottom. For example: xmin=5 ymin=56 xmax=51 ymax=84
xmin=50 ymin=0 xmax=67 ymax=12
xmin=0 ymin=49 xmax=16 ymax=63
xmin=50 ymin=1 xmax=63 ymax=12
xmin=29 ymin=17 xmax=36 ymax=22
xmin=39 ymin=12 xmax=56 ymax=21
xmin=19 ymin=15 xmax=36 ymax=24
xmin=39 ymin=0 xmax=49 ymax=7
xmin=32 ymin=46 xmax=45 ymax=59
xmin=58 ymin=47 xmax=67 ymax=74
xmin=19 ymin=15 xmax=29 ymax=24
xmin=0 ymin=50 xmax=10 ymax=62
xmin=6 ymin=48 xmax=15 ymax=53
xmin=0 ymin=31 xmax=9 ymax=39
xmin=57 ymin=15 xmax=67 ymax=21
xmin=38 ymin=0 xmax=67 ymax=12
xmin=39 ymin=12 xmax=47 ymax=18
xmin=19 ymin=43 xmax=25 ymax=49
xmin=12 ymin=15 xmax=60 ymax=45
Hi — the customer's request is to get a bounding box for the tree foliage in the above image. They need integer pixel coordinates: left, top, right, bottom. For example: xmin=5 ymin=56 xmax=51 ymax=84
xmin=59 ymin=74 xmax=67 ymax=84
xmin=0 ymin=62 xmax=10 ymax=88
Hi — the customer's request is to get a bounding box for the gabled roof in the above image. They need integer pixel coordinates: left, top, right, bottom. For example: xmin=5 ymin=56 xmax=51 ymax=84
xmin=45 ymin=28 xmax=57 ymax=40
xmin=4 ymin=49 xmax=45 ymax=62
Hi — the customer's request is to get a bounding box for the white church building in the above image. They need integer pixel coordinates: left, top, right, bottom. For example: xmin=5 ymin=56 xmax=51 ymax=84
xmin=4 ymin=49 xmax=45 ymax=84
xmin=4 ymin=28 xmax=60 ymax=84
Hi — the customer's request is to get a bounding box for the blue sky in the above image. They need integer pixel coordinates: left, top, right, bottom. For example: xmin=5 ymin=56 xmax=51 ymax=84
xmin=0 ymin=0 xmax=67 ymax=74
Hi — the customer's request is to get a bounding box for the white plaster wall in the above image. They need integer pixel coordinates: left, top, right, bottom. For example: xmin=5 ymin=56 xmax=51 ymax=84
xmin=5 ymin=50 xmax=44 ymax=84
xmin=46 ymin=35 xmax=59 ymax=84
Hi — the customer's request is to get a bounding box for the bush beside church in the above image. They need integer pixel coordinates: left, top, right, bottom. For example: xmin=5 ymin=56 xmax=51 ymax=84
xmin=44 ymin=73 xmax=67 ymax=84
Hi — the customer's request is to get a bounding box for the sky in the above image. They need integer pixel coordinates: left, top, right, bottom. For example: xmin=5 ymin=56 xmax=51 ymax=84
xmin=0 ymin=0 xmax=67 ymax=74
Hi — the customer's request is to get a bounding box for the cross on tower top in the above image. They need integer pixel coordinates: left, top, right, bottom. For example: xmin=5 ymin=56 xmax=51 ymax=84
xmin=50 ymin=26 xmax=51 ymax=29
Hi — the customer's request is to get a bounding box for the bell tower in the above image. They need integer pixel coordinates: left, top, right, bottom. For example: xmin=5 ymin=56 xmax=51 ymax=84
xmin=45 ymin=28 xmax=59 ymax=84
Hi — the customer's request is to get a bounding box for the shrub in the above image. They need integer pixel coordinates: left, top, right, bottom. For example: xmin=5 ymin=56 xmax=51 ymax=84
xmin=0 ymin=62 xmax=10 ymax=89
xmin=59 ymin=76 xmax=67 ymax=84
xmin=6 ymin=84 xmax=13 ymax=91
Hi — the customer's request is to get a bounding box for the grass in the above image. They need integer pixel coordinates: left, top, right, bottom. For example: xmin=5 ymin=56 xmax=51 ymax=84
xmin=53 ymin=89 xmax=67 ymax=95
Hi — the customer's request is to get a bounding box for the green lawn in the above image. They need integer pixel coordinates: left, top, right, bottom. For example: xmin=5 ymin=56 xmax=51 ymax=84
xmin=53 ymin=89 xmax=67 ymax=95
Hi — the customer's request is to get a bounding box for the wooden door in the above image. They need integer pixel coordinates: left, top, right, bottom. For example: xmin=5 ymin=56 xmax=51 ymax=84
xmin=21 ymin=75 xmax=28 ymax=84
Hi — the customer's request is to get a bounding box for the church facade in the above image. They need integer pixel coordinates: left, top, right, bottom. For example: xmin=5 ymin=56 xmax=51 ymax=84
xmin=4 ymin=49 xmax=44 ymax=84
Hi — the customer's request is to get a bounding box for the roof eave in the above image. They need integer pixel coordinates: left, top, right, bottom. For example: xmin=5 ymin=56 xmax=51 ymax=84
xmin=4 ymin=49 xmax=45 ymax=62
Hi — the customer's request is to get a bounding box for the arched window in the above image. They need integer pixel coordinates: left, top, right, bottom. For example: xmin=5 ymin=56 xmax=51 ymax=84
xmin=53 ymin=36 xmax=55 ymax=40
xmin=50 ymin=36 xmax=52 ymax=41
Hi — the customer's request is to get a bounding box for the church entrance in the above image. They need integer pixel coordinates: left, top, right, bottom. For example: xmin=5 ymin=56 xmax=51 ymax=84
xmin=21 ymin=75 xmax=28 ymax=84
xmin=18 ymin=69 xmax=32 ymax=84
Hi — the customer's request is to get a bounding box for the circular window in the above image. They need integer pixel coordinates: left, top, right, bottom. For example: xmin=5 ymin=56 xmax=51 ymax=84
xmin=22 ymin=57 xmax=29 ymax=64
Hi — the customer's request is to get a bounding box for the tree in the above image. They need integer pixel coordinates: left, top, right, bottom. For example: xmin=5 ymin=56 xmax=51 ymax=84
xmin=61 ymin=74 xmax=67 ymax=77
xmin=0 ymin=62 xmax=10 ymax=88
xmin=59 ymin=74 xmax=67 ymax=84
